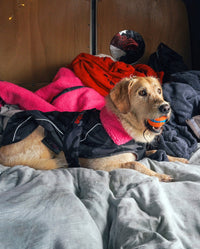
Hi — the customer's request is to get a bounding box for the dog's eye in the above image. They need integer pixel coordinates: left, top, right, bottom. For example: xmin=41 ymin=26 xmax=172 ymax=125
xmin=158 ymin=88 xmax=162 ymax=94
xmin=138 ymin=89 xmax=147 ymax=96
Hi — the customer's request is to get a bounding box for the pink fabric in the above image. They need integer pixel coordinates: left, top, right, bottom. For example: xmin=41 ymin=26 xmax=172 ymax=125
xmin=0 ymin=68 xmax=105 ymax=112
xmin=100 ymin=107 xmax=132 ymax=145
xmin=0 ymin=81 xmax=57 ymax=112
xmin=35 ymin=68 xmax=105 ymax=111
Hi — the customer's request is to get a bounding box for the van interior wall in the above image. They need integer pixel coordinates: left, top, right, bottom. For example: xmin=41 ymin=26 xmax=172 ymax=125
xmin=97 ymin=0 xmax=191 ymax=67
xmin=183 ymin=0 xmax=200 ymax=70
xmin=0 ymin=0 xmax=191 ymax=91
xmin=0 ymin=0 xmax=90 ymax=89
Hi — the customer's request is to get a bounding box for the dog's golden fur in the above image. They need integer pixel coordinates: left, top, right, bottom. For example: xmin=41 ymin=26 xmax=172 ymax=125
xmin=0 ymin=76 xmax=188 ymax=181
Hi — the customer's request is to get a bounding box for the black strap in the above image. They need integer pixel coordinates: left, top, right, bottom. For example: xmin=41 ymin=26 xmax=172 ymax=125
xmin=50 ymin=86 xmax=85 ymax=103
xmin=63 ymin=112 xmax=85 ymax=167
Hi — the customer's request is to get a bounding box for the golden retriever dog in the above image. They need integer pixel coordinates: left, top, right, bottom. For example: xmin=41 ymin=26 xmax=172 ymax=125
xmin=0 ymin=76 xmax=188 ymax=181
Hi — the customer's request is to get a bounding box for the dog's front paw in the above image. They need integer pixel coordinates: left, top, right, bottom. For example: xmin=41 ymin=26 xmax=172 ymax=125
xmin=167 ymin=155 xmax=189 ymax=164
xmin=175 ymin=158 xmax=189 ymax=164
xmin=155 ymin=173 xmax=173 ymax=182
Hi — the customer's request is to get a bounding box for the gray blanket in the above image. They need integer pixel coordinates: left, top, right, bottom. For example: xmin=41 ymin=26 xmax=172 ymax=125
xmin=0 ymin=147 xmax=200 ymax=249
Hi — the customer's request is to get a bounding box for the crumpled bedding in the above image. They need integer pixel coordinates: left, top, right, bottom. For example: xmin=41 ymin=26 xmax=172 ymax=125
xmin=0 ymin=147 xmax=200 ymax=249
xmin=151 ymin=71 xmax=200 ymax=159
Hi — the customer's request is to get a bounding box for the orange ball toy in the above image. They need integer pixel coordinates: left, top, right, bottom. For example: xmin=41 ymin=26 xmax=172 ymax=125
xmin=147 ymin=116 xmax=168 ymax=128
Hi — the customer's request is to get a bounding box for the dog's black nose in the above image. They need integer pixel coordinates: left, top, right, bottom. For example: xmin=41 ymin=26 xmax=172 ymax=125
xmin=159 ymin=104 xmax=170 ymax=114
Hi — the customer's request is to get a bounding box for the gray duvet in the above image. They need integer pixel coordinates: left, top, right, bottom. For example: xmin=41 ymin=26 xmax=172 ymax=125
xmin=0 ymin=147 xmax=200 ymax=249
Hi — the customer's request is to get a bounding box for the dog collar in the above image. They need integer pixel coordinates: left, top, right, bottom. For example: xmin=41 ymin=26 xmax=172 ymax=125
xmin=100 ymin=107 xmax=133 ymax=145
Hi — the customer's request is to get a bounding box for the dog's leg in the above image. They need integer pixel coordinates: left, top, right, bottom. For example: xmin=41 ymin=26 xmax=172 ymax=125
xmin=121 ymin=161 xmax=173 ymax=182
xmin=166 ymin=155 xmax=189 ymax=164
xmin=146 ymin=150 xmax=189 ymax=164
xmin=80 ymin=155 xmax=172 ymax=182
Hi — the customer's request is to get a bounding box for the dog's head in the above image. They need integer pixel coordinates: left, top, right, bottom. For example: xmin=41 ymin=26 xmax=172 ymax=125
xmin=107 ymin=76 xmax=171 ymax=142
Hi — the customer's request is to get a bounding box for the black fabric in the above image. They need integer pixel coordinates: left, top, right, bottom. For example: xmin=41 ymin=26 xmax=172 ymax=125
xmin=63 ymin=113 xmax=84 ymax=167
xmin=77 ymin=110 xmax=146 ymax=160
xmin=1 ymin=110 xmax=79 ymax=154
xmin=182 ymin=0 xmax=200 ymax=70
xmin=0 ymin=109 xmax=146 ymax=167
xmin=147 ymin=149 xmax=169 ymax=162
xmin=148 ymin=43 xmax=188 ymax=82
xmin=0 ymin=97 xmax=6 ymax=106
xmin=149 ymin=71 xmax=200 ymax=159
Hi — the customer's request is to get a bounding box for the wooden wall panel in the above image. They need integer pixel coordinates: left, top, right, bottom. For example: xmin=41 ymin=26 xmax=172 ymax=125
xmin=0 ymin=0 xmax=192 ymax=90
xmin=97 ymin=0 xmax=191 ymax=67
xmin=0 ymin=0 xmax=90 ymax=89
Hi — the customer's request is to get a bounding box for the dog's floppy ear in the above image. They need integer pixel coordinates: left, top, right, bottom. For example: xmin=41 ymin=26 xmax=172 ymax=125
xmin=109 ymin=78 xmax=135 ymax=114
